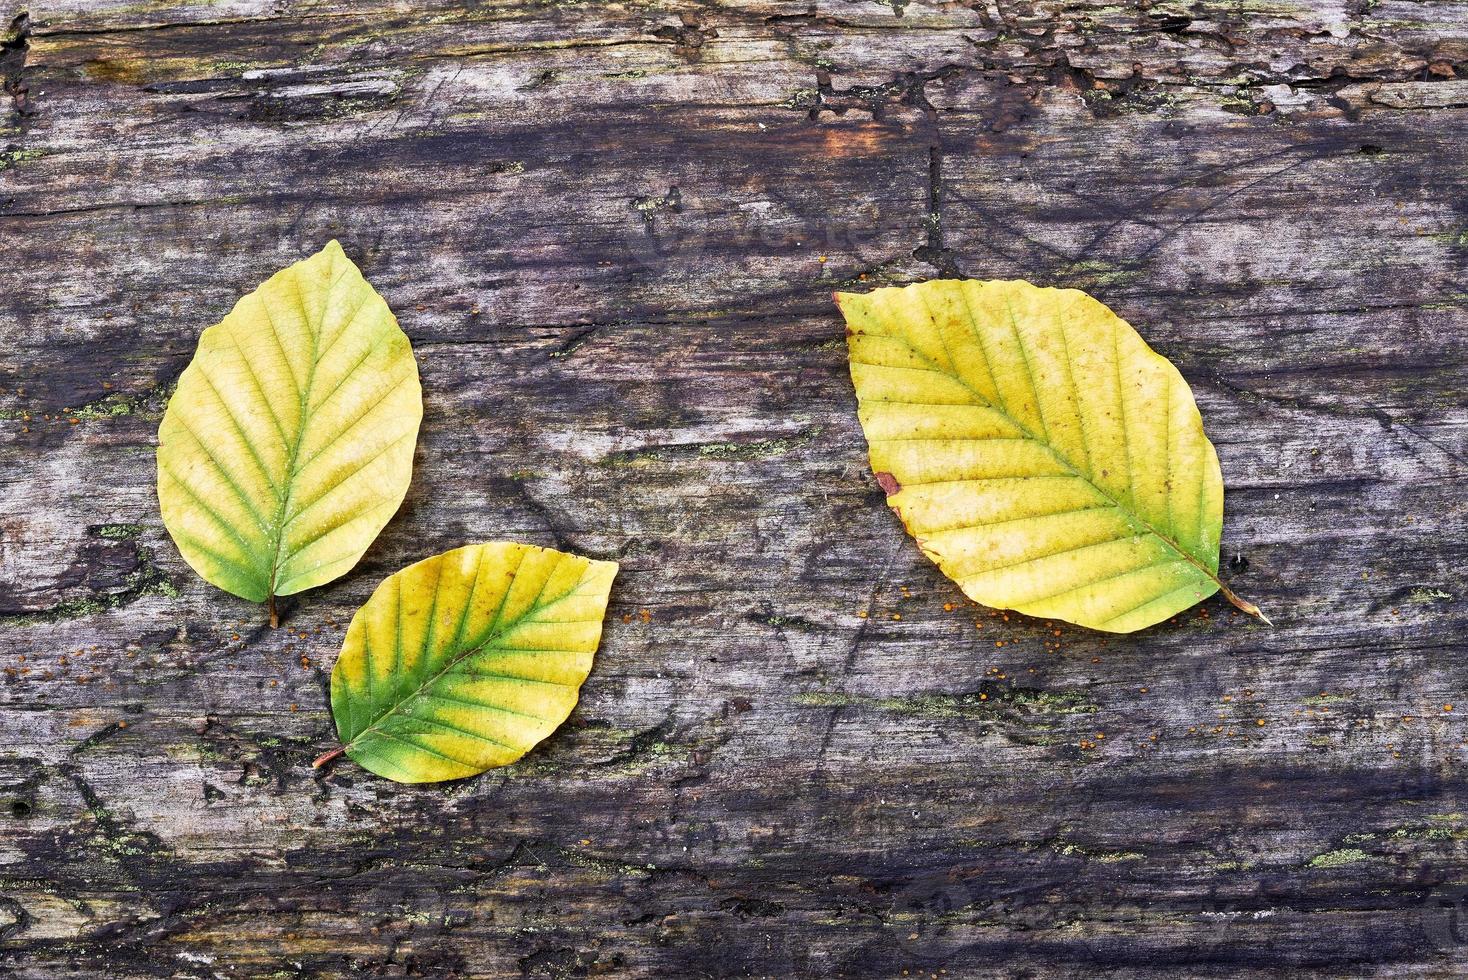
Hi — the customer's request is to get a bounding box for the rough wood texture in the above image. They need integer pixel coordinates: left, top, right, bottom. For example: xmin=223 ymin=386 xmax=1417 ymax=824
xmin=2 ymin=1 xmax=1467 ymax=976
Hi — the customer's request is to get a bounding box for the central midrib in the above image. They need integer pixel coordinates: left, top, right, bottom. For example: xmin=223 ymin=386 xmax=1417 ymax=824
xmin=264 ymin=273 xmax=323 ymax=600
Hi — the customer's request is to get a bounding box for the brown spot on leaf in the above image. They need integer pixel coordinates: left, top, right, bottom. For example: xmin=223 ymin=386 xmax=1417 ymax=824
xmin=875 ymin=471 xmax=902 ymax=495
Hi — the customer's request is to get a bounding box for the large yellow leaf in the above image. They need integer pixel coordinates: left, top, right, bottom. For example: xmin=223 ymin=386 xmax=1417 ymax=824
xmin=316 ymin=542 xmax=618 ymax=784
xmin=836 ymin=279 xmax=1264 ymax=633
xmin=157 ymin=241 xmax=422 ymax=623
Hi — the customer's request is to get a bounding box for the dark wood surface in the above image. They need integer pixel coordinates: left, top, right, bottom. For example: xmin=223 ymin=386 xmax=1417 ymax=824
xmin=2 ymin=1 xmax=1467 ymax=976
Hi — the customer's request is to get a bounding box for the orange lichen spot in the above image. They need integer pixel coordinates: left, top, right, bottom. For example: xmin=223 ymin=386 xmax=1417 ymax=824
xmin=1256 ymin=719 xmax=1266 ymax=727
xmin=118 ymin=721 xmax=128 ymax=729
xmin=1222 ymin=695 xmax=1233 ymax=702
xmin=892 ymin=613 xmax=902 ymax=621
xmin=994 ymin=640 xmax=1003 ymax=647
xmin=979 ymin=693 xmax=988 ymax=701
xmin=622 ymin=614 xmax=632 ymax=624
xmin=640 ymin=609 xmax=652 ymax=623
xmin=1139 ymin=687 xmax=1149 ymax=694
xmin=943 ymin=603 xmax=954 ymax=612
xmin=300 ymin=655 xmax=311 ymax=668
xmin=1445 ymin=705 xmax=1455 ymax=712
xmin=1095 ymin=732 xmax=1105 ymax=740
xmin=1090 ymin=657 xmax=1101 ymax=664
xmin=858 ymin=610 xmax=868 ymax=619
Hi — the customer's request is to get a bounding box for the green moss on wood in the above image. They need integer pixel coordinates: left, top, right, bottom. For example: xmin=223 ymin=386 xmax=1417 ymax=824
xmin=1307 ymin=847 xmax=1371 ymax=869
xmin=794 ymin=687 xmax=1097 ymax=719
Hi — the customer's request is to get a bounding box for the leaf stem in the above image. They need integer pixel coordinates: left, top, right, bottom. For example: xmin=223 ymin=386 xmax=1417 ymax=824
xmin=1218 ymin=582 xmax=1272 ymax=626
xmin=312 ymin=745 xmax=346 ymax=769
xmin=268 ymin=594 xmax=279 ymax=629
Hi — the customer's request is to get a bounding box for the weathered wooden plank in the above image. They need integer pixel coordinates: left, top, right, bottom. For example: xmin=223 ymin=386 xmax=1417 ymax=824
xmin=2 ymin=0 xmax=1468 ymax=976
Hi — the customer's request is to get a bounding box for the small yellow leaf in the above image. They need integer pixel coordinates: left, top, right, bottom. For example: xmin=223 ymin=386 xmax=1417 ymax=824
xmin=836 ymin=279 xmax=1263 ymax=633
xmin=319 ymin=542 xmax=618 ymax=784
xmin=157 ymin=242 xmax=422 ymax=617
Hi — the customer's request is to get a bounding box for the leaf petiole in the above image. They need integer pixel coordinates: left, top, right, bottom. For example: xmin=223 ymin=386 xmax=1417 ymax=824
xmin=312 ymin=745 xmax=346 ymax=769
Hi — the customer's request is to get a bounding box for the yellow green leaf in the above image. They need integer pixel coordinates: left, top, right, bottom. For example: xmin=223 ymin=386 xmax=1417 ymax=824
xmin=156 ymin=241 xmax=422 ymax=622
xmin=836 ymin=279 xmax=1265 ymax=633
xmin=317 ymin=542 xmax=619 ymax=784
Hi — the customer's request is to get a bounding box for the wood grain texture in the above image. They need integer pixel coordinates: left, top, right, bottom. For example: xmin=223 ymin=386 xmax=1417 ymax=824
xmin=1 ymin=1 xmax=1467 ymax=976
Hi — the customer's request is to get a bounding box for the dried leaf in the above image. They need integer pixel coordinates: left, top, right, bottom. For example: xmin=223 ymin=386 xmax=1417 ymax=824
xmin=837 ymin=279 xmax=1264 ymax=633
xmin=157 ymin=241 xmax=422 ymax=622
xmin=317 ymin=542 xmax=618 ymax=784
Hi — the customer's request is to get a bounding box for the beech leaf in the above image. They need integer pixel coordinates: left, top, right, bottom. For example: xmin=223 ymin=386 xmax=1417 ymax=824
xmin=837 ymin=279 xmax=1265 ymax=633
xmin=315 ymin=542 xmax=619 ymax=784
xmin=157 ymin=241 xmax=422 ymax=624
